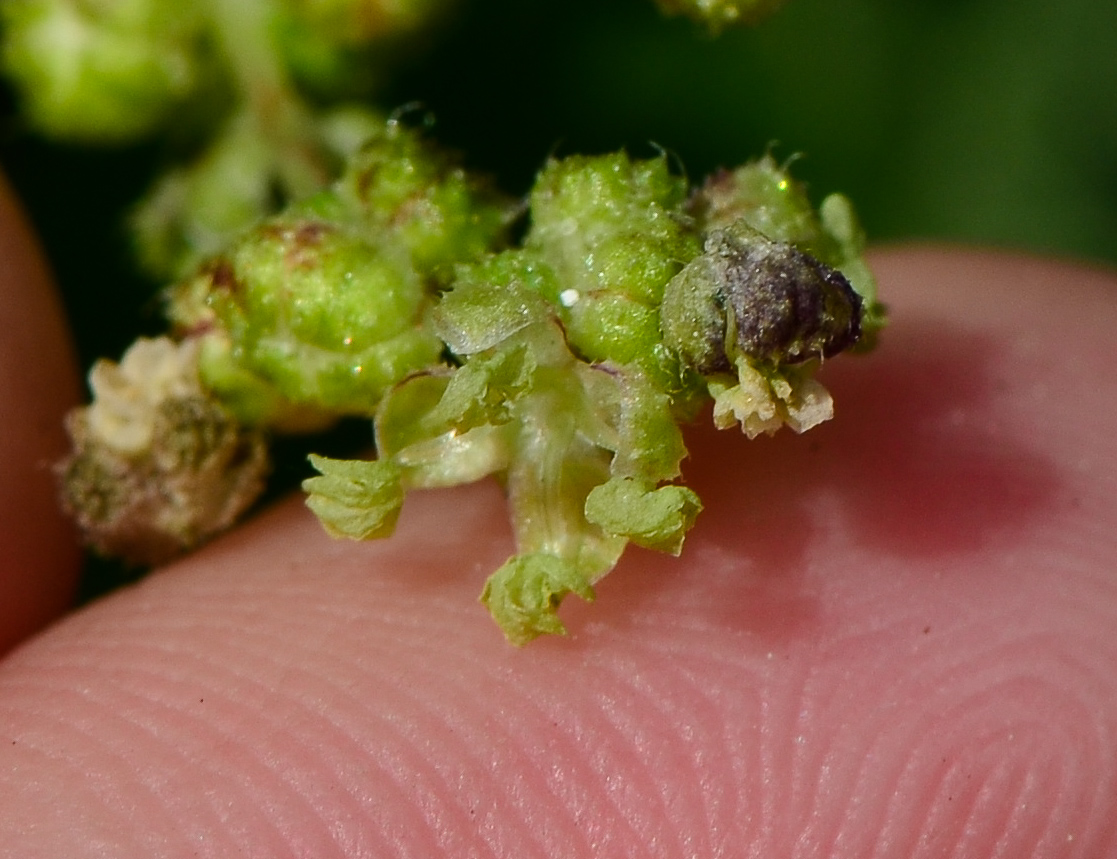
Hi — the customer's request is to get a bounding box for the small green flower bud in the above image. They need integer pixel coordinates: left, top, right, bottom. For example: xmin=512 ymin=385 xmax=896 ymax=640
xmin=59 ymin=338 xmax=269 ymax=565
xmin=336 ymin=121 xmax=514 ymax=282
xmin=1 ymin=0 xmax=206 ymax=142
xmin=133 ymin=106 xmax=387 ymax=281
xmin=662 ymin=224 xmax=862 ymax=373
xmin=170 ymin=212 xmax=444 ymax=418
xmin=525 ymin=152 xmax=700 ymax=370
xmin=133 ymin=113 xmax=283 ymax=280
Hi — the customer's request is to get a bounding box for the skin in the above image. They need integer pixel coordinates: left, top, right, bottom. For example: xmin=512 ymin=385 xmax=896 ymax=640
xmin=0 ymin=175 xmax=82 ymax=654
xmin=1 ymin=187 xmax=1116 ymax=855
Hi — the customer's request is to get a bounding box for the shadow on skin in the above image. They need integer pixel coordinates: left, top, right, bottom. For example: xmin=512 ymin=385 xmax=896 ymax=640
xmin=575 ymin=316 xmax=1063 ymax=646
xmin=1 ymin=249 xmax=1115 ymax=856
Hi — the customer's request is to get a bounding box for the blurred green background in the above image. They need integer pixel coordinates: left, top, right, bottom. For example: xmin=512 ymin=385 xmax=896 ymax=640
xmin=3 ymin=0 xmax=1116 ymax=372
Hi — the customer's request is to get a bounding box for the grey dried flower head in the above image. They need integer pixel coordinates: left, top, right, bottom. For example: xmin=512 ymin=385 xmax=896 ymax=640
xmin=59 ymin=338 xmax=270 ymax=565
xmin=661 ymin=224 xmax=863 ymax=374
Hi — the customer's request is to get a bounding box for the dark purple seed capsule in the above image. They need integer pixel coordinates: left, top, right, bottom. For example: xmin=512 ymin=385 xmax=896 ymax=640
xmin=716 ymin=231 xmax=862 ymax=364
xmin=661 ymin=227 xmax=862 ymax=372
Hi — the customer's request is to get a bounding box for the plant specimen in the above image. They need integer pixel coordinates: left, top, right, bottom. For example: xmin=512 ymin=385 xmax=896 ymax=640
xmin=2 ymin=0 xmax=884 ymax=643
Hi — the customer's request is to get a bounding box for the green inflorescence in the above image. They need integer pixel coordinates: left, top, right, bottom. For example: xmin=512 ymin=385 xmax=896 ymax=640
xmin=295 ymin=141 xmax=883 ymax=644
xmin=57 ymin=114 xmax=884 ymax=641
xmin=17 ymin=0 xmax=885 ymax=644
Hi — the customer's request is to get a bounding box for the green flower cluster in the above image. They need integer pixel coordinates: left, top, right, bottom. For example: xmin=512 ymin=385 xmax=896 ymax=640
xmin=12 ymin=0 xmax=876 ymax=644
xmin=61 ymin=119 xmax=512 ymax=562
xmin=300 ymin=140 xmax=883 ymax=644
xmin=58 ymin=123 xmax=882 ymax=643
xmin=167 ymin=119 xmax=513 ymax=427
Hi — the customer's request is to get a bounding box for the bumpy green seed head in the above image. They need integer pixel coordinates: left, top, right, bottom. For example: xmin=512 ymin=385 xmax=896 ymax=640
xmin=524 ymin=152 xmax=701 ymax=375
xmin=169 ymin=211 xmax=444 ymax=422
xmin=164 ymin=121 xmax=512 ymax=425
xmin=1 ymin=0 xmax=208 ymax=142
xmin=336 ymin=120 xmax=515 ymax=283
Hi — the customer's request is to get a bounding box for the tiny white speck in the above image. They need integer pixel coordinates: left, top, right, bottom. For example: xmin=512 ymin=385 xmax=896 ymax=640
xmin=559 ymin=288 xmax=580 ymax=307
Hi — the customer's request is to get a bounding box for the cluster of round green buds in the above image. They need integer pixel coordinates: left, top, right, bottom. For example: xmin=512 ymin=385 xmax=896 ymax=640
xmin=523 ymin=152 xmax=701 ymax=386
xmin=305 ymin=147 xmax=881 ymax=643
xmin=167 ymin=119 xmax=513 ymax=427
xmin=171 ymin=214 xmax=444 ymax=425
xmin=58 ymin=134 xmax=881 ymax=643
xmin=3 ymin=0 xmax=464 ymax=292
xmin=1 ymin=0 xmax=207 ymax=141
xmin=333 ymin=117 xmax=515 ymax=283
xmin=59 ymin=338 xmax=270 ymax=565
xmin=653 ymin=0 xmax=788 ymax=32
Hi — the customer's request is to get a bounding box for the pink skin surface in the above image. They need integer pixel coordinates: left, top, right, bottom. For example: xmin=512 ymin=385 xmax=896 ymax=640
xmin=1 ymin=222 xmax=1116 ymax=855
xmin=0 ymin=175 xmax=81 ymax=655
